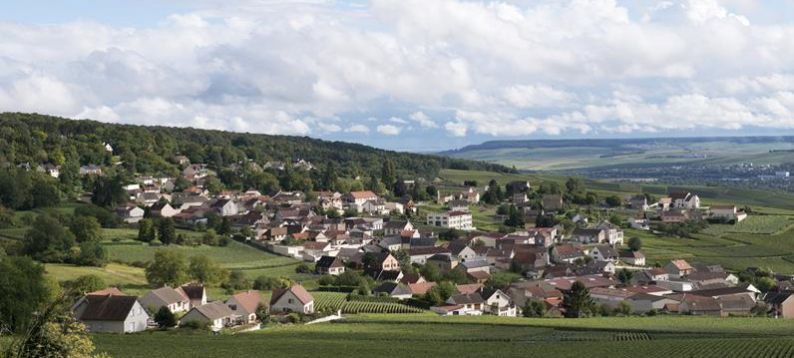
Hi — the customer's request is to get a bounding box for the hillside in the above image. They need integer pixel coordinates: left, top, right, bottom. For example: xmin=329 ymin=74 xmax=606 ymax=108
xmin=440 ymin=136 xmax=794 ymax=170
xmin=0 ymin=112 xmax=512 ymax=180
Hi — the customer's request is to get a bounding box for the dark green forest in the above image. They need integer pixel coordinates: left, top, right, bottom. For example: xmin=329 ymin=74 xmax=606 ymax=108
xmin=0 ymin=112 xmax=511 ymax=180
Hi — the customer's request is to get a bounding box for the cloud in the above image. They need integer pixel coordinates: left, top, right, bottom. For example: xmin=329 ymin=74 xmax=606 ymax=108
xmin=2 ymin=0 xmax=794 ymax=146
xmin=347 ymin=124 xmax=370 ymax=133
xmin=409 ymin=111 xmax=438 ymax=128
xmin=377 ymin=124 xmax=402 ymax=135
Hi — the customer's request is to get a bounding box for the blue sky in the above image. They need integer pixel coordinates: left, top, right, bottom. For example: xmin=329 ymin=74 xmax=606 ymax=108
xmin=2 ymin=0 xmax=794 ymax=152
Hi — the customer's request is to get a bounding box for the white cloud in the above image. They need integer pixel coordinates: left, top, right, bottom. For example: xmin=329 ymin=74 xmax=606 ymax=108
xmin=409 ymin=111 xmax=438 ymax=128
xmin=348 ymin=124 xmax=370 ymax=133
xmin=377 ymin=124 xmax=402 ymax=135
xmin=2 ymin=0 xmax=794 ymax=144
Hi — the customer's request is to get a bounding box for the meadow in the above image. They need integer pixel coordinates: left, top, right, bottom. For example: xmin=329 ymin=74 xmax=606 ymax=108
xmin=92 ymin=314 xmax=794 ymax=358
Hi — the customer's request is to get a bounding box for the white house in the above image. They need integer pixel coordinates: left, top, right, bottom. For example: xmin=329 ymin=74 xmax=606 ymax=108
xmin=710 ymin=205 xmax=747 ymax=223
xmin=225 ymin=290 xmax=261 ymax=324
xmin=345 ymin=191 xmax=379 ymax=211
xmin=482 ymin=289 xmax=517 ymax=317
xmin=181 ymin=301 xmax=235 ymax=331
xmin=670 ymin=192 xmax=700 ymax=209
xmin=269 ymin=285 xmax=315 ymax=314
xmin=116 ymin=205 xmax=144 ymax=224
xmin=73 ymin=294 xmax=149 ymax=333
xmin=140 ymin=286 xmax=191 ymax=314
xmin=426 ymin=211 xmax=474 ymax=231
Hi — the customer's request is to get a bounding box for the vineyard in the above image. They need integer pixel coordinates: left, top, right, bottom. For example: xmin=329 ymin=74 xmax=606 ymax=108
xmin=94 ymin=314 xmax=794 ymax=358
xmin=313 ymin=292 xmax=424 ymax=314
xmin=702 ymin=215 xmax=794 ymax=235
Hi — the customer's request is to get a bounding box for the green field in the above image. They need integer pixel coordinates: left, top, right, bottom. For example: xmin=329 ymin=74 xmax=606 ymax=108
xmin=443 ymin=138 xmax=794 ymax=170
xmin=93 ymin=314 xmax=794 ymax=358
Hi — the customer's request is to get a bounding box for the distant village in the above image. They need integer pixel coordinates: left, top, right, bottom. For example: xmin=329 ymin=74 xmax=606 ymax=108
xmin=63 ymin=155 xmax=794 ymax=334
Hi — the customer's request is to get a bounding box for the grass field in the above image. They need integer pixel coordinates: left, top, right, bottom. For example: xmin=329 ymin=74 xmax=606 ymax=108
xmin=92 ymin=314 xmax=794 ymax=358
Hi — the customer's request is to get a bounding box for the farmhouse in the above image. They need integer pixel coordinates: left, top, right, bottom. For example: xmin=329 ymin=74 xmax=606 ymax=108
xmin=73 ymin=294 xmax=149 ymax=333
xmin=315 ymin=255 xmax=346 ymax=275
xmin=140 ymin=286 xmax=191 ymax=314
xmin=226 ymin=290 xmax=262 ymax=324
xmin=181 ymin=301 xmax=236 ymax=331
xmin=710 ymin=205 xmax=747 ymax=223
xmin=270 ymin=285 xmax=315 ymax=314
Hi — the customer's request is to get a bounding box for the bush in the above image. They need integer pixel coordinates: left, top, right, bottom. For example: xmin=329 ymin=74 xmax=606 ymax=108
xmin=154 ymin=306 xmax=177 ymax=329
xmin=180 ymin=320 xmax=208 ymax=329
xmin=295 ymin=263 xmax=311 ymax=274
xmin=253 ymin=276 xmax=291 ymax=290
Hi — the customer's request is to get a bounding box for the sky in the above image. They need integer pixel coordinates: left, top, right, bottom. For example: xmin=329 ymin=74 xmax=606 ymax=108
xmin=2 ymin=0 xmax=794 ymax=152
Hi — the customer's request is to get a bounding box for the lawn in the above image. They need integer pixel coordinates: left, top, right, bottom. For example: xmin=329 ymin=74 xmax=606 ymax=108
xmin=44 ymin=263 xmax=149 ymax=294
xmin=92 ymin=314 xmax=794 ymax=358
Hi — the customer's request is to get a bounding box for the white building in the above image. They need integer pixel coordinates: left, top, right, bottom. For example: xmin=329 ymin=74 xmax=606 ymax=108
xmin=426 ymin=211 xmax=474 ymax=231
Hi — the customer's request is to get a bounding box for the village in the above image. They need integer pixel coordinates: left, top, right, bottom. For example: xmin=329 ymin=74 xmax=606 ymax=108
xmin=64 ymin=155 xmax=794 ymax=334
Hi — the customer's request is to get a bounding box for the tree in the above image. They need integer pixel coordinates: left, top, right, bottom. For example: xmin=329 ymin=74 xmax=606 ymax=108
xmin=756 ymin=277 xmax=777 ymax=292
xmin=91 ymin=175 xmax=125 ymax=208
xmin=253 ymin=276 xmax=292 ymax=290
xmin=0 ymin=256 xmax=52 ymax=332
xmin=137 ymin=219 xmax=156 ymax=243
xmin=565 ymin=177 xmax=582 ymax=194
xmin=425 ymin=185 xmax=438 ymax=199
xmin=222 ymin=270 xmax=251 ymax=290
xmin=504 ymin=205 xmax=525 ymax=228
xmin=76 ymin=241 xmax=107 ymax=267
xmin=69 ymin=215 xmax=103 ymax=243
xmin=23 ymin=214 xmax=76 ymax=263
xmin=563 ymin=281 xmax=594 ymax=318
xmin=154 ymin=306 xmax=177 ymax=329
xmin=69 ymin=275 xmax=106 ymax=295
xmin=628 ymin=237 xmax=642 ymax=252
xmin=615 ymin=301 xmax=632 ymax=316
xmin=381 ymin=159 xmax=396 ymax=193
xmin=605 ymin=195 xmax=622 ymax=208
xmin=157 ymin=218 xmax=176 ymax=245
xmin=482 ymin=179 xmax=503 ymax=205
xmin=617 ymin=269 xmax=633 ymax=286
xmin=202 ymin=229 xmax=219 ymax=246
xmin=443 ymin=267 xmax=470 ymax=284
xmin=420 ymin=263 xmax=442 ymax=282
xmin=424 ymin=281 xmax=457 ymax=305
xmin=145 ymin=250 xmax=187 ymax=287
xmin=523 ymin=299 xmax=547 ymax=318
xmin=188 ymin=255 xmax=227 ymax=286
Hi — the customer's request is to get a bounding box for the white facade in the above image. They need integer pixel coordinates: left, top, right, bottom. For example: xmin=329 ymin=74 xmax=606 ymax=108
xmin=426 ymin=211 xmax=474 ymax=231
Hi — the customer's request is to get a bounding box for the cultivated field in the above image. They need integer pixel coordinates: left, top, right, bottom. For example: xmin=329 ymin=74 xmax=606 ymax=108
xmin=93 ymin=314 xmax=794 ymax=358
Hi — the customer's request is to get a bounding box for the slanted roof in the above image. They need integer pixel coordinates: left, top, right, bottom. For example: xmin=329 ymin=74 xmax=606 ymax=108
xmin=409 ymin=282 xmax=436 ymax=295
xmin=228 ymin=290 xmax=262 ymax=314
xmin=447 ymin=293 xmax=485 ymax=305
xmin=349 ymin=191 xmax=378 ymax=199
xmin=456 ymin=283 xmax=484 ymax=295
xmin=146 ymin=286 xmax=188 ymax=305
xmin=669 ymin=259 xmax=693 ymax=271
xmin=78 ymin=295 xmax=139 ymax=321
xmin=270 ymin=285 xmax=314 ymax=306
xmin=179 ymin=283 xmax=205 ymax=300
xmin=88 ymin=287 xmax=125 ymax=296
xmin=315 ymin=255 xmax=344 ymax=269
xmin=192 ymin=301 xmax=234 ymax=320
xmin=373 ymin=282 xmax=412 ymax=296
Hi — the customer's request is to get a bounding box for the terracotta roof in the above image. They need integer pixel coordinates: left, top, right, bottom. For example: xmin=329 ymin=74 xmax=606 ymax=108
xmin=349 ymin=191 xmax=378 ymax=199
xmin=669 ymin=259 xmax=693 ymax=271
xmin=88 ymin=287 xmax=125 ymax=296
xmin=303 ymin=241 xmax=330 ymax=250
xmin=228 ymin=290 xmax=262 ymax=314
xmin=467 ymin=271 xmax=491 ymax=280
xmin=271 ymin=285 xmax=314 ymax=306
xmin=78 ymin=295 xmax=139 ymax=321
xmin=456 ymin=283 xmax=484 ymax=294
xmin=408 ymin=282 xmax=436 ymax=295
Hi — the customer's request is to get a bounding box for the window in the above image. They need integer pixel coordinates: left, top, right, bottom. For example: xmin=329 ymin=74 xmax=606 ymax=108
xmin=288 ymin=298 xmax=294 ymax=304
